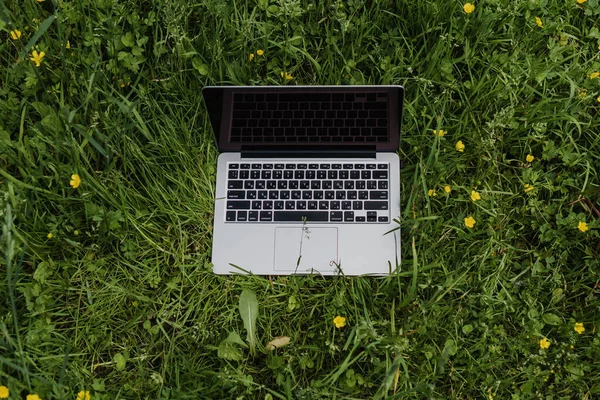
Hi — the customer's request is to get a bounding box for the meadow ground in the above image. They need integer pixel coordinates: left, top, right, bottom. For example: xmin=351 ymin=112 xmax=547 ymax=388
xmin=2 ymin=0 xmax=600 ymax=398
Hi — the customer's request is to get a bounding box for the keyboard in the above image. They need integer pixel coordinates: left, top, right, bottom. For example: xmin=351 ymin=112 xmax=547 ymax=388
xmin=225 ymin=162 xmax=390 ymax=223
xmin=230 ymin=91 xmax=389 ymax=144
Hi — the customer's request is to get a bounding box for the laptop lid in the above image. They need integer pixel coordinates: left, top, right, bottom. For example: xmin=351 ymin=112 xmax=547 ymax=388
xmin=202 ymin=86 xmax=404 ymax=154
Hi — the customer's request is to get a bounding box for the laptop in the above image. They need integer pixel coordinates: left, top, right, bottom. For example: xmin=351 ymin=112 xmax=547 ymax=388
xmin=202 ymin=85 xmax=404 ymax=275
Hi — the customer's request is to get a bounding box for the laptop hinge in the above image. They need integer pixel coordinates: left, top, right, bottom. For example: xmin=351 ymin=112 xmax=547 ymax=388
xmin=240 ymin=145 xmax=376 ymax=159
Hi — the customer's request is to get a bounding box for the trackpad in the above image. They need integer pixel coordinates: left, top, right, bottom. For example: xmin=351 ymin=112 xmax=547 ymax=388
xmin=274 ymin=227 xmax=338 ymax=272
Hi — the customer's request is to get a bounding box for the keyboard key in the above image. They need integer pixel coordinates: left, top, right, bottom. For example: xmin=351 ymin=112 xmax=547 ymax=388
xmin=228 ymin=181 xmax=243 ymax=189
xmin=229 ymin=164 xmax=239 ymax=169
xmin=359 ymin=191 xmax=369 ymax=199
xmin=241 ymin=164 xmax=250 ymax=169
xmin=269 ymin=191 xmax=279 ymax=199
xmin=302 ymin=191 xmax=312 ymax=199
xmin=244 ymin=181 xmax=255 ymax=189
xmin=378 ymin=216 xmax=389 ymax=222
xmin=308 ymin=201 xmax=318 ymax=209
xmin=252 ymin=163 xmax=262 ymax=169
xmin=274 ymin=211 xmax=328 ymax=222
xmin=256 ymin=181 xmax=266 ymax=189
xmin=325 ymin=191 xmax=335 ymax=199
xmin=330 ymin=211 xmax=343 ymax=222
xmin=227 ymin=201 xmax=250 ymax=209
xmin=267 ymin=180 xmax=277 ymax=189
xmin=328 ymin=170 xmax=338 ymax=179
xmin=343 ymin=164 xmax=353 ymax=169
xmin=227 ymin=191 xmax=245 ymax=199
xmin=297 ymin=201 xmax=307 ymax=210
xmin=342 ymin=201 xmax=352 ymax=210
xmin=275 ymin=201 xmax=284 ymax=209
xmin=240 ymin=170 xmax=249 ymax=179
xmin=361 ymin=171 xmax=371 ymax=179
xmin=350 ymin=171 xmax=360 ymax=179
xmin=285 ymin=164 xmax=296 ymax=169
xmin=334 ymin=181 xmax=344 ymax=190
xmin=311 ymin=181 xmax=321 ymax=189
xmin=378 ymin=181 xmax=388 ymax=190
xmin=336 ymin=191 xmax=346 ymax=200
xmin=367 ymin=164 xmax=377 ymax=169
xmin=367 ymin=181 xmax=377 ymax=189
xmin=285 ymin=201 xmax=295 ymax=210
xmin=258 ymin=191 xmax=268 ymax=199
xmin=373 ymin=171 xmax=388 ymax=179
xmin=344 ymin=211 xmax=354 ymax=222
xmin=345 ymin=181 xmax=354 ymax=189
xmin=332 ymin=164 xmax=342 ymax=169
xmin=295 ymin=171 xmax=305 ymax=179
xmin=275 ymin=164 xmax=285 ymax=169
xmin=365 ymin=201 xmax=388 ymax=210
xmin=273 ymin=170 xmax=283 ymax=179
xmin=228 ymin=170 xmax=238 ymax=179
xmin=278 ymin=181 xmax=288 ymax=189
xmin=378 ymin=164 xmax=388 ymax=169
xmin=357 ymin=181 xmax=366 ymax=189
xmin=355 ymin=164 xmax=365 ymax=169
xmin=319 ymin=201 xmax=329 ymax=210
xmin=317 ymin=171 xmax=327 ymax=179
xmin=353 ymin=201 xmax=363 ymax=210
xmin=289 ymin=181 xmax=299 ymax=189
xmin=348 ymin=191 xmax=357 ymax=199
xmin=356 ymin=216 xmax=366 ymax=222
xmin=252 ymin=201 xmax=262 ymax=209
xmin=339 ymin=171 xmax=349 ymax=179
xmin=237 ymin=211 xmax=247 ymax=221
xmin=292 ymin=191 xmax=301 ymax=199
xmin=297 ymin=164 xmax=307 ymax=169
xmin=247 ymin=190 xmax=257 ymax=199
xmin=314 ymin=191 xmax=324 ymax=199
xmin=370 ymin=191 xmax=388 ymax=200
xmin=320 ymin=164 xmax=330 ymax=169
xmin=226 ymin=211 xmax=236 ymax=221
xmin=323 ymin=181 xmax=333 ymax=189
xmin=263 ymin=201 xmax=273 ymax=210
xmin=331 ymin=201 xmax=340 ymax=210
xmin=280 ymin=191 xmax=290 ymax=199
xmin=260 ymin=211 xmax=273 ymax=221
xmin=248 ymin=211 xmax=259 ymax=221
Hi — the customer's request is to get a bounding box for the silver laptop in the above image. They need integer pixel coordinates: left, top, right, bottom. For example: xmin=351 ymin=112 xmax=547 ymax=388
xmin=202 ymin=85 xmax=404 ymax=275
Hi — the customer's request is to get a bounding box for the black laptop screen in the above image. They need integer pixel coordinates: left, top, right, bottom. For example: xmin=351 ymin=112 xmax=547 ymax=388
xmin=202 ymin=86 xmax=404 ymax=152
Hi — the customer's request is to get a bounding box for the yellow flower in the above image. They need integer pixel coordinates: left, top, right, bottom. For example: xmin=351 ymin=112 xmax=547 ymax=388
xmin=73 ymin=230 xmax=79 ymax=235
xmin=463 ymin=3 xmax=475 ymax=13
xmin=36 ymin=0 xmax=45 ymax=2
xmin=70 ymin=174 xmax=81 ymax=189
xmin=30 ymin=50 xmax=46 ymax=67
xmin=539 ymin=337 xmax=550 ymax=349
xmin=597 ymin=95 xmax=600 ymax=103
xmin=578 ymin=89 xmax=587 ymax=100
xmin=524 ymin=184 xmax=534 ymax=193
xmin=444 ymin=185 xmax=452 ymax=193
xmin=470 ymin=190 xmax=481 ymax=202
xmin=249 ymin=53 xmax=254 ymax=61
xmin=76 ymin=391 xmax=91 ymax=400
xmin=577 ymin=0 xmax=587 ymax=3
xmin=574 ymin=322 xmax=585 ymax=334
xmin=256 ymin=49 xmax=264 ymax=56
xmin=66 ymin=40 xmax=71 ymax=49
xmin=455 ymin=140 xmax=465 ymax=152
xmin=280 ymin=71 xmax=293 ymax=80
xmin=526 ymin=154 xmax=534 ymax=162
xmin=578 ymin=221 xmax=589 ymax=232
xmin=27 ymin=395 xmax=42 ymax=400
xmin=10 ymin=30 xmax=22 ymax=40
xmin=0 ymin=386 xmax=9 ymax=399
xmin=433 ymin=129 xmax=446 ymax=137
xmin=333 ymin=316 xmax=346 ymax=328
xmin=536 ymin=17 xmax=543 ymax=28
xmin=47 ymin=233 xmax=53 ymax=239
xmin=428 ymin=189 xmax=437 ymax=197
xmin=464 ymin=216 xmax=476 ymax=228
xmin=590 ymin=72 xmax=600 ymax=79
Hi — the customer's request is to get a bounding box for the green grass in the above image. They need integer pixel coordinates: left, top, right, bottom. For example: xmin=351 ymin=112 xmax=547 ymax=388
xmin=2 ymin=0 xmax=600 ymax=398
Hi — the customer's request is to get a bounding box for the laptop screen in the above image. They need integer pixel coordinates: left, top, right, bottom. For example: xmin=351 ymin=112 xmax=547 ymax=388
xmin=202 ymin=86 xmax=404 ymax=152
